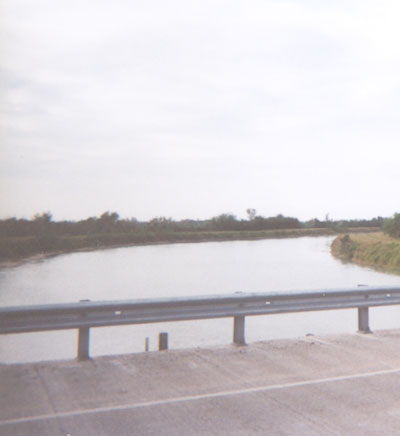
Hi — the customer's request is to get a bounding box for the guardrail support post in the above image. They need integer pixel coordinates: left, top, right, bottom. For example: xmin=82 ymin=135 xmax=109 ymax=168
xmin=233 ymin=316 xmax=246 ymax=345
xmin=159 ymin=332 xmax=168 ymax=351
xmin=77 ymin=327 xmax=90 ymax=360
xmin=358 ymin=307 xmax=371 ymax=333
xmin=77 ymin=299 xmax=91 ymax=360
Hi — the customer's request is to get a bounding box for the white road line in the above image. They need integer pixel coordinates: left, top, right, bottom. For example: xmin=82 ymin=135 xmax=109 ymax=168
xmin=2 ymin=366 xmax=400 ymax=426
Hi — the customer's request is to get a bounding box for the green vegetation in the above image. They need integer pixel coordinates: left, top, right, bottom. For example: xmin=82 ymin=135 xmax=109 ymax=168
xmin=383 ymin=213 xmax=400 ymax=238
xmin=0 ymin=210 xmax=382 ymax=264
xmin=331 ymin=232 xmax=400 ymax=274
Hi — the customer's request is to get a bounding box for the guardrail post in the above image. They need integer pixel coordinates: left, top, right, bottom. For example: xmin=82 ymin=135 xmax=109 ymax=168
xmin=77 ymin=299 xmax=91 ymax=360
xmin=233 ymin=316 xmax=246 ymax=345
xmin=358 ymin=307 xmax=371 ymax=334
xmin=78 ymin=327 xmax=90 ymax=360
xmin=159 ymin=332 xmax=168 ymax=351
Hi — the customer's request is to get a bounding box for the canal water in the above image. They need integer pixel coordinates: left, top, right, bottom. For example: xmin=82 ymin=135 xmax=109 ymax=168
xmin=1 ymin=236 xmax=400 ymax=363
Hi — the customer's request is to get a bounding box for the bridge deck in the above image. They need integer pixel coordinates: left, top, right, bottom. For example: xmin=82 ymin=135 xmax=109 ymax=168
xmin=2 ymin=330 xmax=400 ymax=435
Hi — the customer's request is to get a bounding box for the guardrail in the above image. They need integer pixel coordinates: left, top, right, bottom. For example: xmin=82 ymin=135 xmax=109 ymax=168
xmin=1 ymin=286 xmax=400 ymax=360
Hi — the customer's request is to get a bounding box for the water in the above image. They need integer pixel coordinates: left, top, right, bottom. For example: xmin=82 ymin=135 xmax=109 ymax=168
xmin=1 ymin=236 xmax=400 ymax=363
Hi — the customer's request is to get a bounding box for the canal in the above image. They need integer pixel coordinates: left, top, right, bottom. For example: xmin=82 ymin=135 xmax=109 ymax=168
xmin=1 ymin=236 xmax=400 ymax=362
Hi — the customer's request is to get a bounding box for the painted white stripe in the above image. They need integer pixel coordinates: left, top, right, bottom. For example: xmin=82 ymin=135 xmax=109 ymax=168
xmin=2 ymin=367 xmax=400 ymax=426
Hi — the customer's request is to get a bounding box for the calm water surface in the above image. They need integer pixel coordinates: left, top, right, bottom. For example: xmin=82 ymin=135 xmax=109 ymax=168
xmin=1 ymin=236 xmax=400 ymax=363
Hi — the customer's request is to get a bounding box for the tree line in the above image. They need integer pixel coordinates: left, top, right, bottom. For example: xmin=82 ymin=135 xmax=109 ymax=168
xmin=0 ymin=210 xmax=386 ymax=261
xmin=0 ymin=211 xmax=384 ymax=238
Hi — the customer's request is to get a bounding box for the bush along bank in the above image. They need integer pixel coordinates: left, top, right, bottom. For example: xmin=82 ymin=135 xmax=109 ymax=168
xmin=0 ymin=209 xmax=382 ymax=264
xmin=331 ymin=232 xmax=400 ymax=274
xmin=1 ymin=228 xmax=339 ymax=264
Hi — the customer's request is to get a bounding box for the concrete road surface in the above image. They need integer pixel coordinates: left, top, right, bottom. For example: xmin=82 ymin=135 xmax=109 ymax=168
xmin=2 ymin=330 xmax=400 ymax=435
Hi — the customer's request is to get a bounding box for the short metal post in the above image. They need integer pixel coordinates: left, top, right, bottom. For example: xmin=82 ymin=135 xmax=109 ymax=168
xmin=145 ymin=337 xmax=150 ymax=352
xmin=358 ymin=307 xmax=371 ymax=333
xmin=233 ymin=315 xmax=246 ymax=345
xmin=159 ymin=332 xmax=168 ymax=351
xmin=77 ymin=299 xmax=91 ymax=360
xmin=78 ymin=327 xmax=90 ymax=360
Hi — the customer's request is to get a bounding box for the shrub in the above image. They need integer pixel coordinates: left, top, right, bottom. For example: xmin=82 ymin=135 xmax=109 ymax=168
xmin=383 ymin=213 xmax=400 ymax=238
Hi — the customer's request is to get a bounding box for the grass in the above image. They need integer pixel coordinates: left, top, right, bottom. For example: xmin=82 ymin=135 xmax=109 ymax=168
xmin=0 ymin=226 xmax=380 ymax=266
xmin=331 ymin=232 xmax=400 ymax=274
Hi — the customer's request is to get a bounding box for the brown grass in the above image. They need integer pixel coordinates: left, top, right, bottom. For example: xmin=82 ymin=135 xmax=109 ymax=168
xmin=331 ymin=232 xmax=400 ymax=274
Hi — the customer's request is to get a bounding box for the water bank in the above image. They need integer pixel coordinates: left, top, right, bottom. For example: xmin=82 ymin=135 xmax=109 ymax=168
xmin=331 ymin=232 xmax=400 ymax=274
xmin=1 ymin=227 xmax=379 ymax=268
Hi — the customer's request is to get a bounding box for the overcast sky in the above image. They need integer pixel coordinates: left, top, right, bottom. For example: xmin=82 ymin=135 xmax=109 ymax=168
xmin=1 ymin=1 xmax=400 ymax=222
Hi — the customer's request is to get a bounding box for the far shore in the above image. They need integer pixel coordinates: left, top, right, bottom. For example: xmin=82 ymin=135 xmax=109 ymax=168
xmin=1 ymin=227 xmax=379 ymax=268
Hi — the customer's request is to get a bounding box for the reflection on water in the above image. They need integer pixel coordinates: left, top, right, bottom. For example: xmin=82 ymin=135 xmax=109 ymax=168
xmin=1 ymin=237 xmax=400 ymax=362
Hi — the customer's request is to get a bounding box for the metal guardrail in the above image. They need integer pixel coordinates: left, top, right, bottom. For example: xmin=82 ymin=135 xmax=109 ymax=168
xmin=1 ymin=286 xmax=400 ymax=360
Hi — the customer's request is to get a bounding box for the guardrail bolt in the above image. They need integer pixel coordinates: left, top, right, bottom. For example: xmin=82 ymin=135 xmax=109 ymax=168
xmin=159 ymin=332 xmax=168 ymax=351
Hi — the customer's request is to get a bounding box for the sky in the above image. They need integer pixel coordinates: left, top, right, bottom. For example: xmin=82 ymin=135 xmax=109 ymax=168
xmin=1 ymin=0 xmax=400 ymax=222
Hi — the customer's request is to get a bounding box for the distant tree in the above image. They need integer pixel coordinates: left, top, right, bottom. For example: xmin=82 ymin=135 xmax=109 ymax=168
xmin=211 ymin=213 xmax=239 ymax=231
xmin=97 ymin=211 xmax=120 ymax=232
xmin=33 ymin=212 xmax=52 ymax=223
xmin=305 ymin=218 xmax=328 ymax=228
xmin=246 ymin=208 xmax=257 ymax=221
xmin=383 ymin=213 xmax=400 ymax=238
xmin=263 ymin=214 xmax=301 ymax=230
xmin=148 ymin=217 xmax=175 ymax=233
xmin=32 ymin=212 xmax=53 ymax=236
xmin=99 ymin=211 xmax=119 ymax=223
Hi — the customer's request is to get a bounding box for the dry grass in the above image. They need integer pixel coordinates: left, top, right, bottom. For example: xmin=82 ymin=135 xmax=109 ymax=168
xmin=331 ymin=231 xmax=400 ymax=274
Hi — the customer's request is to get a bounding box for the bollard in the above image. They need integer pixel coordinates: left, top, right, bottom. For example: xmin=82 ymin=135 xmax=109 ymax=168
xmin=78 ymin=327 xmax=90 ymax=360
xmin=233 ymin=315 xmax=246 ymax=345
xmin=159 ymin=332 xmax=168 ymax=351
xmin=358 ymin=307 xmax=371 ymax=333
xmin=145 ymin=337 xmax=150 ymax=352
xmin=77 ymin=299 xmax=91 ymax=360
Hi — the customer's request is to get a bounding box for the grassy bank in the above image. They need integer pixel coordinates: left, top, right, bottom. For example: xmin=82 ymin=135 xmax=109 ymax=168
xmin=1 ymin=227 xmax=380 ymax=267
xmin=331 ymin=232 xmax=400 ymax=274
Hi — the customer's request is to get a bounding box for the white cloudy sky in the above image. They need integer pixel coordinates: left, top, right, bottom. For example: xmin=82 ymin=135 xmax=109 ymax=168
xmin=1 ymin=0 xmax=400 ymax=222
